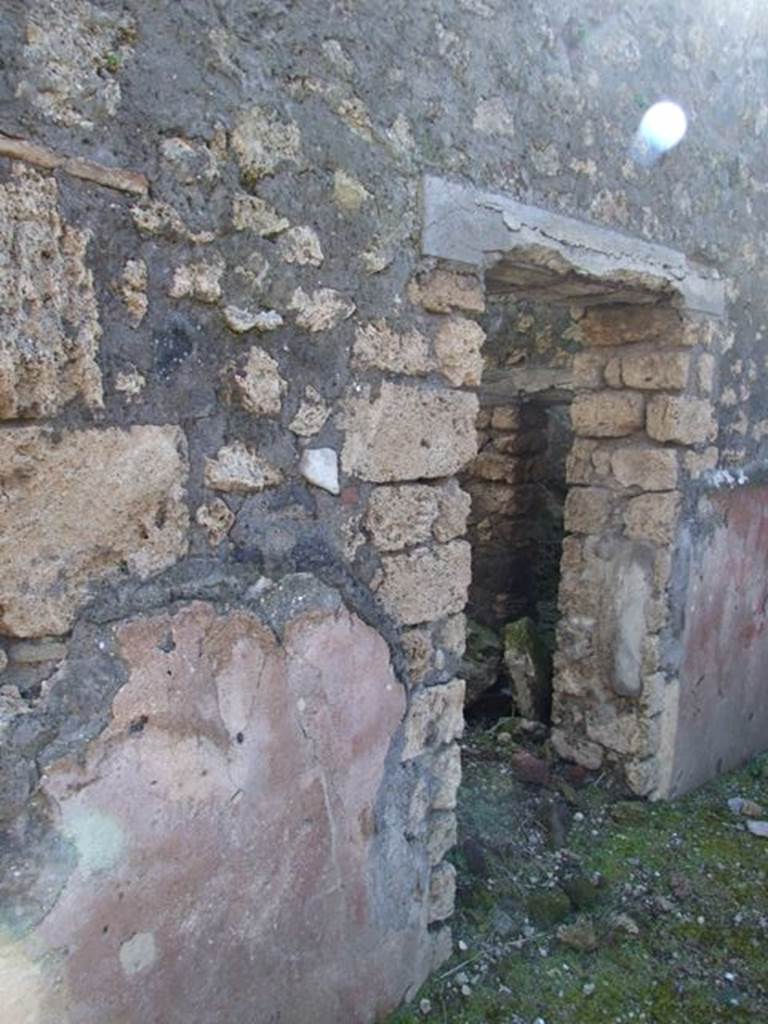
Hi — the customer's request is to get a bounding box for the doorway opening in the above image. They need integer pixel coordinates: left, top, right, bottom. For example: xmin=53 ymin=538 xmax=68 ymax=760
xmin=461 ymin=298 xmax=575 ymax=727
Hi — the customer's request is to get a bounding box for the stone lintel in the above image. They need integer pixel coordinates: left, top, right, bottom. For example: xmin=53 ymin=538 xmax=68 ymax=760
xmin=421 ymin=175 xmax=725 ymax=316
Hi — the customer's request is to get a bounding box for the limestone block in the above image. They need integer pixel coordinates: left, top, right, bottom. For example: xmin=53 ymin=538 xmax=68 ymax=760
xmin=0 ymin=426 xmax=188 ymax=637
xmin=408 ymin=270 xmax=485 ymax=314
xmin=231 ymin=105 xmax=302 ymax=181
xmin=340 ymin=383 xmax=478 ymax=482
xmin=434 ymin=317 xmax=485 ymax=387
xmin=169 ymin=261 xmax=223 ymax=303
xmin=352 ymin=321 xmax=431 ymax=376
xmin=119 ymin=258 xmax=148 ymax=326
xmin=428 ymin=862 xmax=456 ymax=922
xmin=646 ymin=395 xmax=718 ymax=445
xmin=604 ymin=356 xmax=623 ymax=388
xmin=402 ymin=627 xmax=434 ymax=684
xmin=463 ymin=481 xmax=537 ymax=518
xmin=426 ymin=812 xmax=458 ymax=866
xmin=571 ymin=392 xmax=645 ymax=437
xmin=333 ymin=169 xmax=371 ymax=213
xmin=196 ymin=499 xmax=235 ymax=545
xmin=429 ymin=743 xmax=462 ymax=810
xmin=490 ymin=406 xmax=526 ymax=431
xmin=565 ymin=439 xmax=601 ymax=485
xmin=625 ymin=492 xmax=681 ymax=545
xmin=223 ymin=306 xmax=284 ymax=334
xmin=0 ymin=171 xmax=102 ymax=419
xmin=433 ymin=481 xmax=471 ymax=542
xmin=291 ymin=288 xmax=355 ymax=332
xmin=564 ymin=487 xmax=612 ymax=533
xmin=289 ymin=386 xmax=330 ymax=437
xmin=586 ymin=708 xmax=657 ymax=757
xmin=550 ymin=727 xmax=604 ymax=770
xmin=471 ymin=452 xmax=516 ymax=482
xmin=621 ymin=351 xmax=690 ymax=390
xmin=401 ymin=679 xmax=465 ymax=761
xmin=232 ymin=194 xmax=289 ymax=236
xmin=204 ymin=442 xmax=282 ymax=494
xmin=376 ymin=542 xmax=471 ymax=625
xmin=278 ymin=225 xmax=324 ymax=267
xmin=610 ymin=447 xmax=678 ymax=491
xmin=579 ymin=305 xmax=684 ymax=347
xmin=233 ymin=347 xmax=286 ymax=416
xmin=18 ymin=2 xmax=135 ymax=128
xmin=572 ymin=352 xmax=606 ymax=388
xmin=366 ymin=485 xmax=439 ymax=550
xmin=492 ymin=431 xmax=547 ymax=456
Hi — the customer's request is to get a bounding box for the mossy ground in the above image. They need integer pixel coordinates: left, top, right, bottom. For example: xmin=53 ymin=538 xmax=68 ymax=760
xmin=389 ymin=728 xmax=768 ymax=1024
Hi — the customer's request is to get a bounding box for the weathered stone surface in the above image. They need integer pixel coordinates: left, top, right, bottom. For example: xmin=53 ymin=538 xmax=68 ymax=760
xmin=426 ymin=811 xmax=458 ymax=865
xmin=610 ymin=447 xmax=678 ymax=491
xmin=118 ymin=259 xmax=148 ymax=326
xmin=195 ymin=499 xmax=234 ymax=545
xmin=340 ymin=383 xmax=478 ymax=482
xmin=408 ymin=270 xmax=485 ymax=314
xmin=564 ymin=487 xmax=612 ymax=533
xmin=352 ymin=321 xmax=431 ymax=375
xmin=402 ymin=627 xmax=435 ymax=683
xmin=278 ymin=225 xmax=324 ymax=266
xmin=376 ymin=542 xmax=471 ymax=625
xmin=433 ymin=480 xmax=471 ymax=542
xmin=233 ymin=347 xmax=286 ymax=416
xmin=430 ymin=743 xmax=462 ymax=810
xmin=231 ymin=105 xmax=302 ymax=181
xmin=579 ymin=306 xmax=684 ymax=347
xmin=503 ymin=618 xmax=550 ymax=722
xmin=232 ymin=194 xmax=289 ymax=236
xmin=169 ymin=261 xmax=223 ymax=303
xmin=401 ymin=678 xmax=465 ymax=760
xmin=550 ymin=728 xmax=604 ymax=770
xmin=291 ymin=287 xmax=356 ymax=332
xmin=625 ymin=492 xmax=681 ymax=545
xmin=114 ymin=368 xmax=146 ymax=399
xmin=646 ymin=395 xmax=718 ymax=445
xmin=572 ymin=352 xmax=606 ymax=388
xmin=333 ymin=169 xmax=371 ymax=213
xmin=223 ymin=306 xmax=284 ymax=334
xmin=14 ymin=602 xmax=435 ymax=1024
xmin=366 ymin=485 xmax=440 ymax=550
xmin=571 ymin=392 xmax=645 ymax=437
xmin=433 ymin=317 xmax=485 ymax=387
xmin=204 ymin=442 xmax=282 ymax=494
xmin=0 ymin=426 xmax=188 ymax=637
xmin=621 ymin=351 xmax=690 ymax=391
xmin=289 ymin=385 xmax=330 ymax=436
xmin=18 ymin=1 xmax=135 ymax=128
xmin=0 ymin=171 xmax=102 ymax=420
xmin=428 ymin=862 xmax=457 ymax=922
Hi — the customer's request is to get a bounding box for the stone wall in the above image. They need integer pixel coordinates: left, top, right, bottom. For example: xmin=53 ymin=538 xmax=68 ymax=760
xmin=1 ymin=1 xmax=768 ymax=1019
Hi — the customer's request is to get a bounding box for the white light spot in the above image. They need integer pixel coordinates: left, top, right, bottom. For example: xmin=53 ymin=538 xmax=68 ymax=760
xmin=631 ymin=101 xmax=688 ymax=166
xmin=65 ymin=809 xmax=125 ymax=874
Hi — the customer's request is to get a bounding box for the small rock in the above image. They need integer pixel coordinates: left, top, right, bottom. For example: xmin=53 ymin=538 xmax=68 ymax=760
xmin=419 ymin=998 xmax=431 ymax=1016
xmin=457 ymin=939 xmax=468 ymax=952
xmin=557 ymin=916 xmax=598 ymax=952
xmin=728 ymin=797 xmax=765 ymax=818
xmin=0 ymin=649 xmax=8 ymax=673
xmin=564 ymin=763 xmax=590 ymax=787
xmin=298 ymin=448 xmax=340 ymax=495
xmin=496 ymin=732 xmax=513 ymax=746
xmin=746 ymin=820 xmax=768 ymax=838
xmin=223 ymin=306 xmax=284 ymax=334
xmin=510 ymin=749 xmax=550 ymax=786
xmin=582 ymin=982 xmax=596 ymax=997
xmin=455 ymin=972 xmax=469 ymax=986
xmin=610 ymin=912 xmax=640 ymax=937
xmin=460 ymin=984 xmax=472 ymax=998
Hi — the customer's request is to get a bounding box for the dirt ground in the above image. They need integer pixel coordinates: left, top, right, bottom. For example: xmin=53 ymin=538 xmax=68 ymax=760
xmin=390 ymin=721 xmax=768 ymax=1024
